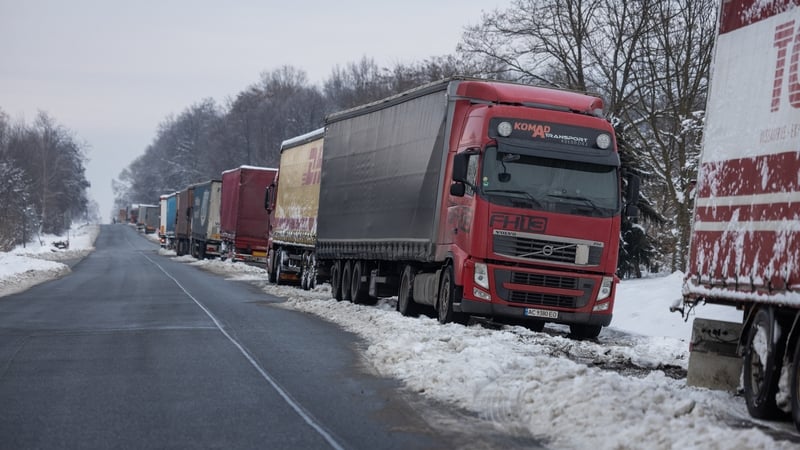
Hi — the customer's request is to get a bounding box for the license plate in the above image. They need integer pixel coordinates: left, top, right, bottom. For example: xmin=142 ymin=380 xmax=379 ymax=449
xmin=524 ymin=308 xmax=558 ymax=319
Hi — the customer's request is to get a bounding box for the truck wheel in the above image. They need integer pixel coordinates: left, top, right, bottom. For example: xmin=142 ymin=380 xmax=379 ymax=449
xmin=267 ymin=250 xmax=276 ymax=283
xmin=397 ymin=265 xmax=419 ymax=317
xmin=791 ymin=340 xmax=800 ymax=431
xmin=302 ymin=265 xmax=317 ymax=291
xmin=300 ymin=269 xmax=308 ymax=290
xmin=331 ymin=261 xmax=343 ymax=301
xmin=308 ymin=254 xmax=317 ymax=290
xmin=744 ymin=307 xmax=783 ymax=419
xmin=275 ymin=257 xmax=283 ymax=285
xmin=351 ymin=261 xmax=376 ymax=305
xmin=569 ymin=324 xmax=602 ymax=340
xmin=437 ymin=265 xmax=466 ymax=325
xmin=341 ymin=261 xmax=353 ymax=302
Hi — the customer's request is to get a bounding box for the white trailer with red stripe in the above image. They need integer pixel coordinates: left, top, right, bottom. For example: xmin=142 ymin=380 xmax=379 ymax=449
xmin=681 ymin=0 xmax=800 ymax=429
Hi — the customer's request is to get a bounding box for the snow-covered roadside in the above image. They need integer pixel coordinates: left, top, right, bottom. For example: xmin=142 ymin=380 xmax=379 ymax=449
xmin=0 ymin=223 xmax=99 ymax=297
xmin=190 ymin=257 xmax=794 ymax=450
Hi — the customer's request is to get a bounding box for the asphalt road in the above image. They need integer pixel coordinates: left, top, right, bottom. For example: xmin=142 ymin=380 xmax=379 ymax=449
xmin=0 ymin=225 xmax=538 ymax=450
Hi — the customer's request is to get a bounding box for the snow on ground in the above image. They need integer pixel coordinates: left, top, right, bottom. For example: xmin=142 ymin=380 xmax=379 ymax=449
xmin=191 ymin=258 xmax=794 ymax=450
xmin=0 ymin=223 xmax=99 ymax=297
xmin=2 ymin=232 xmax=796 ymax=449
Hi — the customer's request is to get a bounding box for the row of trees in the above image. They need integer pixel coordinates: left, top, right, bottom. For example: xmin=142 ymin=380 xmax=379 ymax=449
xmin=0 ymin=110 xmax=93 ymax=251
xmin=112 ymin=57 xmax=469 ymax=208
xmin=115 ymin=0 xmax=716 ymax=276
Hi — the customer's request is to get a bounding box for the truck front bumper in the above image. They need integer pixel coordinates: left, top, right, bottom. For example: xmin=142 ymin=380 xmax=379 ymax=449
xmin=456 ymin=298 xmax=612 ymax=326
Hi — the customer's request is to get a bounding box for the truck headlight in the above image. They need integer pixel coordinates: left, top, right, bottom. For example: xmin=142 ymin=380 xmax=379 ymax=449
xmin=596 ymin=133 xmax=612 ymax=149
xmin=497 ymin=121 xmax=513 ymax=137
xmin=596 ymin=276 xmax=613 ymax=301
xmin=474 ymin=262 xmax=489 ymax=290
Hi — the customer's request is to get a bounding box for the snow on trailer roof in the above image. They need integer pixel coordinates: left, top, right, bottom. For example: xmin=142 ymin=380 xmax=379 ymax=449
xmin=221 ymin=165 xmax=278 ymax=175
xmin=280 ymin=127 xmax=324 ymax=151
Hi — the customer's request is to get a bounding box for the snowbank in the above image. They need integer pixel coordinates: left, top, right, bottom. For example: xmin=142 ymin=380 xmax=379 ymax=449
xmin=0 ymin=223 xmax=99 ymax=297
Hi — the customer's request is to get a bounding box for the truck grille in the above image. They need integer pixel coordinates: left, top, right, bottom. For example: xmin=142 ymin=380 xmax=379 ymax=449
xmin=508 ymin=291 xmax=577 ymax=308
xmin=493 ymin=231 xmax=603 ymax=266
xmin=511 ymin=272 xmax=578 ymax=290
xmin=494 ymin=269 xmax=593 ymax=310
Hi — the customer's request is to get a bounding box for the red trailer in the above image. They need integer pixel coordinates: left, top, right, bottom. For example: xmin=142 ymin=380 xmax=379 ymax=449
xmin=220 ymin=165 xmax=278 ymax=264
xmin=680 ymin=0 xmax=800 ymax=429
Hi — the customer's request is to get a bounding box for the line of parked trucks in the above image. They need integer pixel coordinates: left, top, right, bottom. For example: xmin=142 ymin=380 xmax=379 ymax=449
xmin=117 ymin=0 xmax=800 ymax=432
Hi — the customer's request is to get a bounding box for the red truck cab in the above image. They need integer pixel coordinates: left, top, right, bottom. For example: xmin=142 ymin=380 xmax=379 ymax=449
xmin=445 ymin=83 xmax=625 ymax=338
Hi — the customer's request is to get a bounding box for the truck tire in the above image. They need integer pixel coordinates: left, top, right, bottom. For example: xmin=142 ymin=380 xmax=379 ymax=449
xmin=437 ymin=265 xmax=467 ymax=325
xmin=341 ymin=261 xmax=353 ymax=302
xmin=331 ymin=261 xmax=343 ymax=301
xmin=791 ymin=340 xmax=800 ymax=431
xmin=267 ymin=250 xmax=276 ymax=283
xmin=351 ymin=261 xmax=377 ymax=305
xmin=301 ymin=253 xmax=316 ymax=291
xmin=397 ymin=265 xmax=420 ymax=317
xmin=274 ymin=249 xmax=287 ymax=286
xmin=743 ymin=307 xmax=783 ymax=419
xmin=569 ymin=324 xmax=602 ymax=340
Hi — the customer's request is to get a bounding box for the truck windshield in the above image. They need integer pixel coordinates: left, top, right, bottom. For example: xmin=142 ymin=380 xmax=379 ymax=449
xmin=480 ymin=146 xmax=619 ymax=217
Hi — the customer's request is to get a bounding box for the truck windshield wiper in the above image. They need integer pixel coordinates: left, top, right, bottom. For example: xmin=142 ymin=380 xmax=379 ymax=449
xmin=547 ymin=193 xmax=603 ymax=212
xmin=484 ymin=189 xmax=542 ymax=207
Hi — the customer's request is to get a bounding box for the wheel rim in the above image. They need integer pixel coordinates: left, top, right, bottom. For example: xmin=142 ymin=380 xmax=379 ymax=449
xmin=438 ymin=271 xmax=450 ymax=322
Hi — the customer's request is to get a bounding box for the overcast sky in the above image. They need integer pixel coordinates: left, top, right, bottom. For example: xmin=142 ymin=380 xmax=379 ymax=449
xmin=0 ymin=0 xmax=500 ymax=221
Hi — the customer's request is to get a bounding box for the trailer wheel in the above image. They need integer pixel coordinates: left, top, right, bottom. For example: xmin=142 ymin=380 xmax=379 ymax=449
xmin=331 ymin=261 xmax=343 ymax=301
xmin=300 ymin=254 xmax=309 ymax=290
xmin=267 ymin=250 xmax=276 ymax=283
xmin=397 ymin=265 xmax=420 ymax=317
xmin=275 ymin=251 xmax=285 ymax=286
xmin=341 ymin=261 xmax=353 ymax=302
xmin=306 ymin=254 xmax=317 ymax=290
xmin=350 ymin=261 xmax=375 ymax=305
xmin=437 ymin=265 xmax=466 ymax=325
xmin=300 ymin=269 xmax=309 ymax=290
xmin=744 ymin=307 xmax=783 ymax=419
xmin=791 ymin=340 xmax=800 ymax=431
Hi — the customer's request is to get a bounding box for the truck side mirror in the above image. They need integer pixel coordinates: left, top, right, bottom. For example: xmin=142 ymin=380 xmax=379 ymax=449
xmin=452 ymin=153 xmax=469 ymax=182
xmin=264 ymin=185 xmax=274 ymax=213
xmin=450 ymin=183 xmax=466 ymax=197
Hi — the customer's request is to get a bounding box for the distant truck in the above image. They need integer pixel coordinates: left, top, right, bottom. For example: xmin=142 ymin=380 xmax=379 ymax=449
xmin=220 ymin=166 xmax=278 ymax=264
xmin=128 ymin=205 xmax=139 ymax=225
xmin=117 ymin=209 xmax=126 ymax=224
xmin=191 ymin=179 xmax=222 ymax=259
xmin=679 ymin=1 xmax=800 ymax=430
xmin=266 ymin=128 xmax=324 ymax=288
xmin=175 ymin=187 xmax=194 ymax=256
xmin=141 ymin=205 xmax=160 ymax=234
xmin=159 ymin=193 xmax=177 ymax=248
xmin=135 ymin=204 xmax=158 ymax=233
xmin=316 ymin=78 xmax=635 ymax=338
